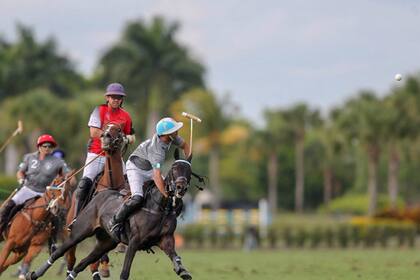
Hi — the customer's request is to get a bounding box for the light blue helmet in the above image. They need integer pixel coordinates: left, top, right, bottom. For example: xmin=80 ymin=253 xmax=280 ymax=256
xmin=156 ymin=117 xmax=184 ymax=136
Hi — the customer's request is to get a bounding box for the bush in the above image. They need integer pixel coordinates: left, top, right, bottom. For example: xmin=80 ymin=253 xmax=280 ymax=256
xmin=320 ymin=194 xmax=404 ymax=215
xmin=0 ymin=175 xmax=17 ymax=201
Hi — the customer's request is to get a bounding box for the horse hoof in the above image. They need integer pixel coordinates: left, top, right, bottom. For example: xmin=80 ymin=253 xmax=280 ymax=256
xmin=92 ymin=273 xmax=101 ymax=280
xmin=25 ymin=272 xmax=36 ymax=280
xmin=179 ymin=271 xmax=192 ymax=280
xmin=99 ymin=262 xmax=110 ymax=278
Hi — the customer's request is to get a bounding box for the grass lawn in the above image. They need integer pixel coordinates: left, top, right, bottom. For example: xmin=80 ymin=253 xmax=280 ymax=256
xmin=2 ymin=248 xmax=420 ymax=280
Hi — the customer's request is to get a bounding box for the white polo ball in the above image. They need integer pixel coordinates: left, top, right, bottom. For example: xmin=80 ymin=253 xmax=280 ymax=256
xmin=395 ymin=74 xmax=402 ymax=81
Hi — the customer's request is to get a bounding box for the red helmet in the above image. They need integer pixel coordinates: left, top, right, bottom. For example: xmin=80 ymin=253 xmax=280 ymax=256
xmin=37 ymin=134 xmax=57 ymax=147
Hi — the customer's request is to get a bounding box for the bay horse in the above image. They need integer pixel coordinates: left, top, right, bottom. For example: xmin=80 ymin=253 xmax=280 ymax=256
xmin=27 ymin=147 xmax=194 ymax=279
xmin=0 ymin=175 xmax=73 ymax=278
xmin=64 ymin=123 xmax=126 ymax=280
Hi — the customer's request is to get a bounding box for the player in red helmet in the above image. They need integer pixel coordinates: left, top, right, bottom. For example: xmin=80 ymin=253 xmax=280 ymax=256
xmin=0 ymin=134 xmax=68 ymax=236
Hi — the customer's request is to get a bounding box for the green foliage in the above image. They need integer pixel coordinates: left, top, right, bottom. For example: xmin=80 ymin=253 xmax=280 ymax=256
xmin=319 ymin=194 xmax=404 ymax=215
xmin=0 ymin=24 xmax=84 ymax=99
xmin=95 ymin=16 xmax=205 ymax=136
xmin=0 ymin=175 xmax=18 ymax=201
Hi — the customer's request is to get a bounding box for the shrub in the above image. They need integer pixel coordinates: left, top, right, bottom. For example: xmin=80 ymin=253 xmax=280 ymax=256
xmin=320 ymin=194 xmax=404 ymax=215
xmin=0 ymin=175 xmax=17 ymax=201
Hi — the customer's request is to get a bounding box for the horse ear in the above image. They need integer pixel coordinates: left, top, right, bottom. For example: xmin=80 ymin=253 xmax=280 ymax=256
xmin=187 ymin=153 xmax=193 ymax=163
xmin=174 ymin=148 xmax=180 ymax=160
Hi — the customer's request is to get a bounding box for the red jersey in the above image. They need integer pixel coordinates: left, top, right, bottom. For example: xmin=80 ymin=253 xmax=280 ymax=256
xmin=87 ymin=104 xmax=134 ymax=154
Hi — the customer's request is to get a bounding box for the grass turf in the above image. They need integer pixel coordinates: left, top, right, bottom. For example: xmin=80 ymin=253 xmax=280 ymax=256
xmin=1 ymin=248 xmax=420 ymax=279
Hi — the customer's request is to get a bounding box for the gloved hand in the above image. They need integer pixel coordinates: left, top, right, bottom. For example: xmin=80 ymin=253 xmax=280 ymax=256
xmin=126 ymin=134 xmax=136 ymax=144
xmin=18 ymin=178 xmax=24 ymax=185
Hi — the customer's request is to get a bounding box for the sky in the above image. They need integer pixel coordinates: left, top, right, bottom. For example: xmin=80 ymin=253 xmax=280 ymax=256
xmin=1 ymin=0 xmax=420 ymax=126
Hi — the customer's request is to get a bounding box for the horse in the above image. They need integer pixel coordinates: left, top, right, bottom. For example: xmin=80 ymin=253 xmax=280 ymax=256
xmin=12 ymin=173 xmax=78 ymax=279
xmin=0 ymin=175 xmax=73 ymax=278
xmin=63 ymin=123 xmax=126 ymax=280
xmin=27 ymin=145 xmax=195 ymax=279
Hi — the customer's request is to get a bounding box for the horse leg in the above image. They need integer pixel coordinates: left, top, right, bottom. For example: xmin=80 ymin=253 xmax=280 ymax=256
xmin=26 ymin=227 xmax=95 ymax=280
xmin=2 ymin=251 xmax=25 ymax=276
xmin=98 ymin=253 xmax=110 ymax=278
xmin=0 ymin=239 xmax=16 ymax=275
xmin=17 ymin=243 xmax=43 ymax=279
xmin=159 ymin=235 xmax=192 ymax=280
xmin=119 ymin=240 xmax=138 ymax=280
xmin=89 ymin=261 xmax=101 ymax=280
xmin=64 ymin=246 xmax=76 ymax=275
xmin=66 ymin=236 xmax=117 ymax=280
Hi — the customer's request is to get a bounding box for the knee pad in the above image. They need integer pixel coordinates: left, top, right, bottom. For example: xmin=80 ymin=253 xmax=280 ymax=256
xmin=76 ymin=177 xmax=93 ymax=198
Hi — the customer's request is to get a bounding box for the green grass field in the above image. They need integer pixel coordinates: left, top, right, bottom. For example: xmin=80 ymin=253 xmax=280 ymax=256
xmin=2 ymin=248 xmax=420 ymax=280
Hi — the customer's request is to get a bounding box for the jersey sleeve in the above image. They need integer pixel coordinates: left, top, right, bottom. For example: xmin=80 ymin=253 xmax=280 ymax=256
xmin=172 ymin=135 xmax=185 ymax=147
xmin=88 ymin=107 xmax=101 ymax=128
xmin=148 ymin=152 xmax=165 ymax=170
xmin=17 ymin=154 xmax=30 ymax=172
xmin=124 ymin=114 xmax=134 ymax=135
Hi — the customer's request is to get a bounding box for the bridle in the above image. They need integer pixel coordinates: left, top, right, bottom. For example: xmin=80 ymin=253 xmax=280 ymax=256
xmin=101 ymin=124 xmax=124 ymax=153
xmin=166 ymin=160 xmax=192 ymax=200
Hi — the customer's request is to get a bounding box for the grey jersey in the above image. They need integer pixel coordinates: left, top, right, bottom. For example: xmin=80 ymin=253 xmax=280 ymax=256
xmin=129 ymin=134 xmax=184 ymax=170
xmin=18 ymin=152 xmax=68 ymax=192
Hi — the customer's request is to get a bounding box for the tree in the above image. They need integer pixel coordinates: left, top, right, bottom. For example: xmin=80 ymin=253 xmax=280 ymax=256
xmin=260 ymin=109 xmax=291 ymax=217
xmin=170 ymin=88 xmax=228 ymax=209
xmin=282 ymin=104 xmax=321 ymax=213
xmin=0 ymin=24 xmax=84 ymax=100
xmin=336 ymin=91 xmax=388 ymax=216
xmin=383 ymin=77 xmax=420 ymax=208
xmin=313 ymin=116 xmax=345 ymax=206
xmin=96 ymin=16 xmax=205 ymax=137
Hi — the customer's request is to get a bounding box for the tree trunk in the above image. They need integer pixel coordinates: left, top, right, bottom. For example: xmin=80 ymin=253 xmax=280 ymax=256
xmin=295 ymin=138 xmax=304 ymax=213
xmin=367 ymin=145 xmax=380 ymax=216
xmin=323 ymin=166 xmax=333 ymax=206
xmin=146 ymin=82 xmax=163 ymax=138
xmin=5 ymin=144 xmax=19 ymax=176
xmin=146 ymin=110 xmax=159 ymax=138
xmin=267 ymin=152 xmax=278 ymax=218
xmin=209 ymin=147 xmax=221 ymax=209
xmin=387 ymin=144 xmax=400 ymax=209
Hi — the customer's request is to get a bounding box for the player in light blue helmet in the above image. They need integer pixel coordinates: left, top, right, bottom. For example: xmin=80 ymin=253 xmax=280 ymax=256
xmin=108 ymin=117 xmax=190 ymax=240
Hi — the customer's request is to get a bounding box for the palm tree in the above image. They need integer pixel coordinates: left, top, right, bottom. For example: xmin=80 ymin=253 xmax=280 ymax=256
xmin=315 ymin=115 xmax=344 ymax=206
xmin=170 ymin=88 xmax=227 ymax=209
xmin=383 ymin=77 xmax=420 ymax=208
xmin=282 ymin=104 xmax=321 ymax=213
xmin=0 ymin=24 xmax=84 ymax=99
xmin=96 ymin=16 xmax=205 ymax=137
xmin=260 ymin=110 xmax=291 ymax=217
xmin=336 ymin=91 xmax=388 ymax=216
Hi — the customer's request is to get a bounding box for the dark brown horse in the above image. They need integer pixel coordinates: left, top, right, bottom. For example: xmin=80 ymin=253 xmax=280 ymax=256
xmin=27 ymin=146 xmax=194 ymax=280
xmin=64 ymin=123 xmax=126 ymax=280
xmin=0 ymin=176 xmax=73 ymax=278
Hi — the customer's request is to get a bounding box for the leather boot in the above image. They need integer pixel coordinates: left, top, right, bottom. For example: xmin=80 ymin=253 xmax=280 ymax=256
xmin=0 ymin=200 xmax=16 ymax=235
xmin=68 ymin=177 xmax=93 ymax=231
xmin=109 ymin=195 xmax=144 ymax=239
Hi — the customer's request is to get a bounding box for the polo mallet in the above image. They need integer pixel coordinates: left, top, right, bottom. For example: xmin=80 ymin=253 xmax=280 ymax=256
xmin=0 ymin=120 xmax=23 ymax=153
xmin=181 ymin=112 xmax=202 ymax=157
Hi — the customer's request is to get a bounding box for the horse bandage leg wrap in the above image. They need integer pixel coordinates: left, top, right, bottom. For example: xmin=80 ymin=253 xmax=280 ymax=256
xmin=66 ymin=271 xmax=77 ymax=280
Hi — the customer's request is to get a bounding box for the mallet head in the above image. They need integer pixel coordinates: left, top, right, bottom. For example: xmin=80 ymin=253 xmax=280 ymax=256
xmin=182 ymin=112 xmax=202 ymax=123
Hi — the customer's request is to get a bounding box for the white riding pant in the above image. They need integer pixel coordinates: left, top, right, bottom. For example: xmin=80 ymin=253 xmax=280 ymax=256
xmin=82 ymin=152 xmax=126 ymax=181
xmin=12 ymin=186 xmax=43 ymax=205
xmin=126 ymin=160 xmax=153 ymax=197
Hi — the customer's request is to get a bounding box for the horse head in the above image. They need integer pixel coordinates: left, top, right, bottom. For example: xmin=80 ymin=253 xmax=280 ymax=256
xmin=45 ymin=172 xmax=75 ymax=216
xmin=45 ymin=186 xmax=68 ymax=216
xmin=101 ymin=123 xmax=124 ymax=154
xmin=165 ymin=149 xmax=193 ymax=199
